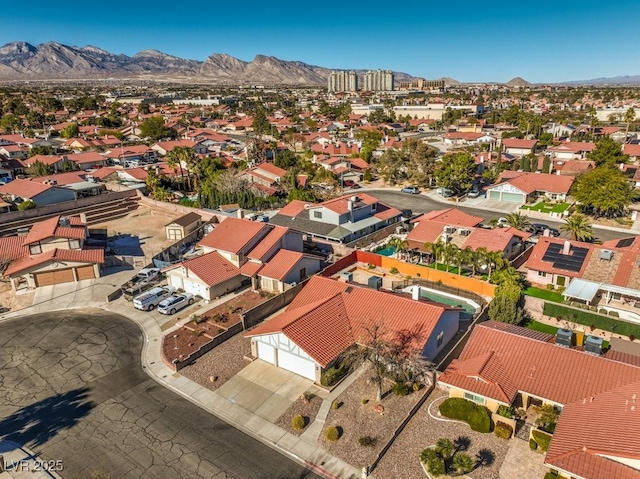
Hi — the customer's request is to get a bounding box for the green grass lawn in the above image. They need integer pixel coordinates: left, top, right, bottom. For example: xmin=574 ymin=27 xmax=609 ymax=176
xmin=525 ymin=286 xmax=564 ymax=303
xmin=521 ymin=202 xmax=570 ymax=214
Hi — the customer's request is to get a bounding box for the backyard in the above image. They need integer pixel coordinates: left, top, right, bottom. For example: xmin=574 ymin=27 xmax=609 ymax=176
xmin=524 ymin=286 xmax=564 ymax=303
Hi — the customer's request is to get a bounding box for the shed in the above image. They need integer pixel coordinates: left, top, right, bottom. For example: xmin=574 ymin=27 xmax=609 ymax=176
xmin=165 ymin=212 xmax=202 ymax=240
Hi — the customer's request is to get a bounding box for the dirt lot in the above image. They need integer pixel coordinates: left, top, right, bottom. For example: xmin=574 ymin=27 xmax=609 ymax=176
xmin=0 ymin=281 xmax=34 ymax=314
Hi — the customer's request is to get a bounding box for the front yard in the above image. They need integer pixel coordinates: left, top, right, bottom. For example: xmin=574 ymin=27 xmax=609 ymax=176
xmin=521 ymin=202 xmax=571 ymax=214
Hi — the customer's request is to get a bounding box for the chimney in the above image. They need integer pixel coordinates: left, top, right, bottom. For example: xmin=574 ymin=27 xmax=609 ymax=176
xmin=620 ymin=162 xmax=625 ymax=171
xmin=347 ymin=199 xmax=354 ymax=222
xmin=412 ymin=286 xmax=421 ymax=301
xmin=563 ymin=240 xmax=571 ymax=255
xmin=237 ymin=209 xmax=245 ymax=219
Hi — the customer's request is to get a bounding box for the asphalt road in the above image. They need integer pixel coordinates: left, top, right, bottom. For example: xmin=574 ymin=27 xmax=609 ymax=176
xmin=0 ymin=309 xmax=320 ymax=479
xmin=369 ymin=189 xmax=637 ymax=244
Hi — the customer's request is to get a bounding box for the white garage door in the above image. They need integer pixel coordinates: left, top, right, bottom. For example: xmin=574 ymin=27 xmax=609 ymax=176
xmin=489 ymin=190 xmax=501 ymax=201
xmin=500 ymin=192 xmax=524 ymax=203
xmin=277 ymin=350 xmax=316 ymax=381
xmin=183 ymin=279 xmax=207 ymax=298
xmin=257 ymin=341 xmax=276 ymax=365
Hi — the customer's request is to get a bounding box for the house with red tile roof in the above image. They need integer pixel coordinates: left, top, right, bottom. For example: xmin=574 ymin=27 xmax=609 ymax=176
xmin=500 ymin=138 xmax=538 ymax=156
xmin=23 ymin=154 xmax=67 ymax=172
xmin=553 ymin=159 xmax=595 ymax=176
xmin=244 ymin=275 xmax=462 ymax=381
xmin=443 ymin=132 xmax=496 ymax=146
xmin=547 ymin=141 xmax=596 ymax=160
xmin=623 ymin=143 xmax=640 ymax=162
xmin=438 ymin=321 xmax=640 ymax=479
xmin=151 ymin=139 xmax=207 ymax=156
xmin=165 ymin=217 xmax=319 ymax=300
xmin=0 ymin=215 xmax=103 ymax=290
xmin=237 ymin=162 xmax=286 ymax=194
xmin=66 ymin=151 xmax=109 ymax=170
xmin=0 ymin=178 xmax=77 ymax=207
xmin=486 ymin=171 xmax=574 ymax=204
xmin=270 ymin=193 xmax=403 ymax=244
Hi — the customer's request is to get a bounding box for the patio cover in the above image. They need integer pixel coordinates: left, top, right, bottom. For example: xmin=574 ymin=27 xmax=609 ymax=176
xmin=562 ymin=278 xmax=601 ymax=302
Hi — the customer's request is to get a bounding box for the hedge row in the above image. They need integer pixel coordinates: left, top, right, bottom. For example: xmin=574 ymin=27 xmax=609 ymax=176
xmin=439 ymin=398 xmax=491 ymax=433
xmin=543 ymin=302 xmax=640 ymax=338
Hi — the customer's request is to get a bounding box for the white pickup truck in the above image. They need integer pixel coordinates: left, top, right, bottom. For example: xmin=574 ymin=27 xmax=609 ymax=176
xmin=133 ymin=286 xmax=175 ymax=311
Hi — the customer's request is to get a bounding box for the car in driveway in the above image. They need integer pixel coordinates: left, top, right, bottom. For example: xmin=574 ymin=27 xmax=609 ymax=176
xmin=133 ymin=286 xmax=176 ymax=311
xmin=158 ymin=293 xmax=195 ymax=315
xmin=467 ymin=189 xmax=481 ymax=198
xmin=401 ymin=186 xmax=420 ymax=194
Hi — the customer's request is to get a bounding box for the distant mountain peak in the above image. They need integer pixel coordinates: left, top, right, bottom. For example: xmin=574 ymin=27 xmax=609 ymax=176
xmin=506 ymin=77 xmax=531 ymax=87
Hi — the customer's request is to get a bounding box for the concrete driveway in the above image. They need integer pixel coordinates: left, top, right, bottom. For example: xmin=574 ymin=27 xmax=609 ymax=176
xmin=217 ymin=360 xmax=316 ymax=422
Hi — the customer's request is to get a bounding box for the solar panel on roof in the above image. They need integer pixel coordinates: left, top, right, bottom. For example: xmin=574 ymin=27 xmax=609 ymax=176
xmin=617 ymin=237 xmax=635 ymax=248
xmin=542 ymin=243 xmax=588 ymax=273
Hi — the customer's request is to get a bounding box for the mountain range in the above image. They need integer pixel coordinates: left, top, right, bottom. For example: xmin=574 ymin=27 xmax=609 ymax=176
xmin=0 ymin=41 xmax=417 ymax=85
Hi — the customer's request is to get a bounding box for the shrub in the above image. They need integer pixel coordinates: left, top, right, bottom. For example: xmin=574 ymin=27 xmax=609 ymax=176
xmin=609 ymin=310 xmax=620 ymax=318
xmin=546 ymin=283 xmax=555 ymax=290
xmin=529 ymin=438 xmax=538 ymax=450
xmin=389 ymin=267 xmax=399 ymax=275
xmin=427 ymin=457 xmax=446 ymax=477
xmin=331 ymin=400 xmax=340 ymax=410
xmin=631 ymin=334 xmax=636 ymax=341
xmin=291 ymin=415 xmax=306 ymax=431
xmin=320 ymin=362 xmax=350 ymax=387
xmin=325 ymin=426 xmax=340 ymax=442
xmin=358 ymin=435 xmax=376 ymax=447
xmin=544 ymin=473 xmax=559 ymax=479
xmin=543 ymin=302 xmax=640 ymax=338
xmin=412 ymin=382 xmax=421 ymax=392
xmin=361 ymin=398 xmax=369 ymax=405
xmin=452 ymin=452 xmax=475 ymax=474
xmin=532 ymin=429 xmax=553 ymax=452
xmin=497 ymin=405 xmax=513 ymax=419
xmin=435 ymin=438 xmax=454 ymax=459
xmin=419 ymin=447 xmax=438 ymax=464
xmin=392 ymin=382 xmax=410 ymax=396
xmin=439 ymin=397 xmax=491 ymax=433
xmin=494 ymin=421 xmax=513 ymax=439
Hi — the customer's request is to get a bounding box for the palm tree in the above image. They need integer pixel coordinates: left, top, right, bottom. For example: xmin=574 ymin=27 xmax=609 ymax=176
xmin=167 ymin=146 xmax=198 ymax=191
xmin=504 ymin=211 xmax=531 ymax=231
xmin=471 ymin=247 xmax=488 ymax=277
xmin=560 ymin=213 xmax=594 ymax=241
xmin=435 ymin=438 xmax=454 ymax=460
xmin=443 ymin=243 xmax=459 ymax=273
xmin=625 ymin=107 xmax=636 ymax=138
xmin=485 ymin=250 xmax=506 ymax=280
xmin=452 ymin=452 xmax=475 ymax=474
xmin=387 ymin=237 xmax=408 ymax=260
xmin=424 ymin=240 xmax=445 ymax=271
xmin=456 ymin=247 xmax=473 ymax=276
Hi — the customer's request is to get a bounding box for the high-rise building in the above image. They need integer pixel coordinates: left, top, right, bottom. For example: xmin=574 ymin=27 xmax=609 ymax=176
xmin=327 ymin=71 xmax=358 ymax=92
xmin=363 ymin=70 xmax=394 ymax=91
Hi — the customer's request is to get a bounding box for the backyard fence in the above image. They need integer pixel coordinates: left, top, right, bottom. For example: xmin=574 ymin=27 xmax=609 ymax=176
xmin=172 ymin=322 xmax=244 ymax=371
xmin=241 ymin=280 xmax=307 ymax=330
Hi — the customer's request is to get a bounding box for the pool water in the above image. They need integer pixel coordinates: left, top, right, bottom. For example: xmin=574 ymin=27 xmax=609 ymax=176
xmin=421 ymin=290 xmax=477 ymax=317
xmin=375 ymin=245 xmax=396 ymax=256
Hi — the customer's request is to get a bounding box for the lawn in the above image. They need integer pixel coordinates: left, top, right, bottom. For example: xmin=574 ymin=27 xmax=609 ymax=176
xmin=525 ymin=286 xmax=564 ymax=303
xmin=521 ymin=202 xmax=571 ymax=214
xmin=543 ymin=302 xmax=640 ymax=339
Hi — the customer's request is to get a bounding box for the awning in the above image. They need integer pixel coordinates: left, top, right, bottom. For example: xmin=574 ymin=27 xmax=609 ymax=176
xmin=562 ymin=278 xmax=601 ymax=302
xmin=599 ymin=283 xmax=640 ymax=299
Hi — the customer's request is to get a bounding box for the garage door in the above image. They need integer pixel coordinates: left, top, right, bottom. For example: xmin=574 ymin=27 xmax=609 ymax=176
xmin=277 ymin=350 xmax=316 ymax=380
xmin=257 ymin=341 xmax=276 ymax=365
xmin=76 ymin=265 xmax=95 ymax=280
xmin=34 ymin=268 xmax=75 ymax=287
xmin=183 ymin=279 xmax=207 ymax=298
xmin=500 ymin=192 xmax=524 ymax=203
xmin=489 ymin=191 xmax=501 ymax=201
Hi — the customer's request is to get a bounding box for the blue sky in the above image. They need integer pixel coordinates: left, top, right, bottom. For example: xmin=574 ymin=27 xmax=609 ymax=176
xmin=3 ymin=1 xmax=640 ymax=83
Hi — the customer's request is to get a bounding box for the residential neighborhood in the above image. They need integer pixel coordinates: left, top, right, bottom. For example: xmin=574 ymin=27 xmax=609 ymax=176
xmin=2 ymin=71 xmax=640 ymax=479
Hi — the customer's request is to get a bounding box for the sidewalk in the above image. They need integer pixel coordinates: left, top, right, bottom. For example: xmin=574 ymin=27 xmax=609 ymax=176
xmin=0 ymin=441 xmax=62 ymax=479
xmin=0 ymin=291 xmax=364 ymax=479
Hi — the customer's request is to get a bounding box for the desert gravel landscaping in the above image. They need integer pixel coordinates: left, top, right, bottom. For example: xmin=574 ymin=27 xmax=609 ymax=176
xmin=275 ymin=392 xmax=324 ymax=436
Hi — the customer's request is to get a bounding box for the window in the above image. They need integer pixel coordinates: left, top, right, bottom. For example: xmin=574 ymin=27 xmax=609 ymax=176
xmin=371 ymin=204 xmax=376 ymax=212
xmin=299 ymin=268 xmax=306 ymax=280
xmin=29 ymin=244 xmax=42 ymax=255
xmin=537 ymin=271 xmax=547 ymax=277
xmin=437 ymin=331 xmax=444 ymax=347
xmin=313 ymin=211 xmax=322 ymax=219
xmin=230 ymin=254 xmax=239 ymax=261
xmin=464 ymin=392 xmax=486 ymax=405
xmin=69 ymin=239 xmax=80 ymax=249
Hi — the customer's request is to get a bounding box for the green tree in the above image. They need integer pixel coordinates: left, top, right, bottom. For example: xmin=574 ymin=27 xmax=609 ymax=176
xmin=28 ymin=145 xmax=55 ymax=157
xmin=167 ymin=146 xmax=196 ymax=190
xmin=26 ymin=160 xmax=52 ymax=177
xmin=538 ymin=132 xmax=554 ymax=147
xmin=573 ymin=167 xmax=636 ymax=217
xmin=424 ymin=240 xmax=445 ymax=271
xmin=60 ymin=123 xmax=80 ymax=139
xmin=542 ymin=155 xmax=552 ymax=174
xmin=140 ymin=116 xmax=176 ymax=140
xmin=152 ymin=186 xmax=171 ymax=202
xmin=274 ymin=149 xmax=299 ymax=169
xmin=0 ymin=113 xmax=23 ymax=133
xmin=18 ymin=199 xmax=37 ymax=210
xmin=560 ymin=213 xmax=594 ymax=241
xmin=377 ymin=148 xmax=405 ymax=185
xmin=354 ymin=129 xmax=383 ymax=163
xmin=504 ymin=211 xmax=531 ymax=231
xmin=145 ymin=168 xmax=161 ymax=197
xmin=625 ymin=107 xmax=636 ymax=138
xmin=452 ymin=452 xmax=474 ymax=475
xmin=435 ymin=438 xmax=454 ymax=460
xmin=490 ymin=266 xmax=523 ymax=287
xmin=489 ymin=280 xmax=524 ymax=324
xmin=587 ymin=135 xmax=628 ymax=168
xmin=434 ymin=153 xmax=476 ymax=195
xmin=387 ymin=237 xmax=408 ymax=260
xmin=252 ymin=108 xmax=270 ymax=137
xmin=485 ymin=250 xmax=506 ymax=280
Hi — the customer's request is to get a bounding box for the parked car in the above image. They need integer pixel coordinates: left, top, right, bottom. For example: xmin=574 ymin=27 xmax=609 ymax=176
xmin=530 ymin=223 xmax=550 ymax=234
xmin=467 ymin=189 xmax=481 ymax=198
xmin=437 ymin=187 xmax=454 ymax=198
xmin=497 ymin=217 xmax=508 ymax=226
xmin=343 ymin=179 xmax=355 ymax=187
xmin=548 ymin=227 xmax=561 ymax=237
xmin=133 ymin=286 xmax=175 ymax=311
xmin=401 ymin=186 xmax=420 ymax=194
xmin=158 ymin=293 xmax=196 ymax=315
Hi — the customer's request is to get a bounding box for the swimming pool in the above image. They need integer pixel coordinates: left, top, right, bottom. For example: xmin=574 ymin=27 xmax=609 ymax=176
xmin=420 ymin=289 xmax=477 ymax=317
xmin=375 ymin=245 xmax=396 ymax=256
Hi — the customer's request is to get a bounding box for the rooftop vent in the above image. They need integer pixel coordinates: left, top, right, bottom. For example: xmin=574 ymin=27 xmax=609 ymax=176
xmin=600 ymin=249 xmax=614 ymax=261
xmin=555 ymin=328 xmax=573 ymax=347
xmin=444 ymin=225 xmax=457 ymax=234
xmin=460 ymin=228 xmax=471 ymax=236
xmin=58 ymin=217 xmax=70 ymax=227
xmin=584 ymin=335 xmax=603 ymax=355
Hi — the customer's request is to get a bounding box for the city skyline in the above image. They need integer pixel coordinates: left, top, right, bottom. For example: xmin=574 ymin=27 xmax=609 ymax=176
xmin=2 ymin=0 xmax=640 ymax=84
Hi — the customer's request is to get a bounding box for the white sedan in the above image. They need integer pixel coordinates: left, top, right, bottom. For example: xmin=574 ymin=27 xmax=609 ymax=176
xmin=157 ymin=293 xmax=195 ymax=315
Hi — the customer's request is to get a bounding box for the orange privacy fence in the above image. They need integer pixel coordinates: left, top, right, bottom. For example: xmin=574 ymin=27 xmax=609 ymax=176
xmin=354 ymin=251 xmax=496 ymax=297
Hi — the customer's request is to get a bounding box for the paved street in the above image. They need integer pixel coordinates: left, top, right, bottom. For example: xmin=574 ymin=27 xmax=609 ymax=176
xmin=367 ymin=189 xmax=637 ymax=243
xmin=0 ymin=309 xmax=320 ymax=479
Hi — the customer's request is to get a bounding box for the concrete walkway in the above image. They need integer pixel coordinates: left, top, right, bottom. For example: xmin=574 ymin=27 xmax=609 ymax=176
xmin=499 ymin=437 xmax=548 ymax=479
xmin=0 ymin=287 xmax=364 ymax=479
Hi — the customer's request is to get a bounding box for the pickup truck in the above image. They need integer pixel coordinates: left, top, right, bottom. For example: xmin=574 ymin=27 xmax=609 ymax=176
xmin=133 ymin=286 xmax=175 ymax=311
xmin=122 ymin=268 xmax=162 ymax=300
xmin=158 ymin=293 xmax=196 ymax=315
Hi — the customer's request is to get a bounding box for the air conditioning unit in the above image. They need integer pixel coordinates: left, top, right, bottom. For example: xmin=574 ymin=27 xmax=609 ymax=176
xmin=340 ymin=271 xmax=353 ymax=282
xmin=444 ymin=226 xmax=457 ymax=234
xmin=584 ymin=335 xmax=603 ymax=355
xmin=600 ymin=249 xmax=614 ymax=261
xmin=460 ymin=229 xmax=471 ymax=236
xmin=555 ymin=328 xmax=573 ymax=347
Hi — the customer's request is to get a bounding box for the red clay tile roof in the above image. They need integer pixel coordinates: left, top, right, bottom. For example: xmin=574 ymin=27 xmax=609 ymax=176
xmin=67 ymin=152 xmax=105 ymax=164
xmin=246 ymin=276 xmax=447 ymax=367
xmin=4 ymin=248 xmax=103 ymax=276
xmin=373 ymin=203 xmax=403 ymax=221
xmin=179 ymin=251 xmax=240 ymax=286
xmin=547 ymin=141 xmax=596 ymax=154
xmin=257 ymin=250 xmax=305 ymax=281
xmin=199 ymin=217 xmax=269 ymax=254
xmin=26 ymin=154 xmax=65 ymax=166
xmin=501 ymin=138 xmax=537 ymax=149
xmin=23 ymin=216 xmax=86 ymax=245
xmin=489 ymin=171 xmax=574 ymax=194
xmin=623 ymin=144 xmax=640 ymax=157
xmin=253 ymin=162 xmax=286 ymax=177
xmin=439 ymin=321 xmax=640 ymax=406
xmin=29 ymin=172 xmax=86 ymax=185
xmin=278 ymin=200 xmax=311 ymax=217
xmin=0 ymin=236 xmax=27 ymax=262
xmin=240 ymin=260 xmax=264 ymax=277
xmin=0 ymin=178 xmax=53 ymax=198
xmin=546 ymin=381 xmax=640 ymax=479
xmin=247 ymin=225 xmax=289 ymax=261
xmin=525 ymin=237 xmax=595 ymax=278
xmin=314 ymin=193 xmax=378 ymax=215
xmin=414 ymin=208 xmax=484 ymax=227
